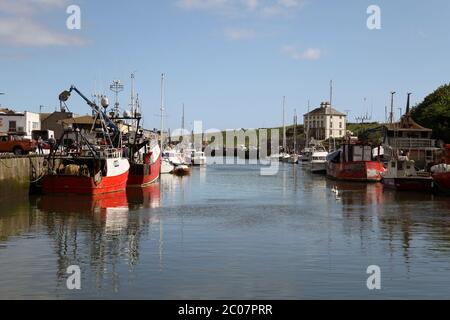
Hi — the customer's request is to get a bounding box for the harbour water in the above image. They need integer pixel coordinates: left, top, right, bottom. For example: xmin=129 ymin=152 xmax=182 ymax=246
xmin=1 ymin=161 xmax=450 ymax=299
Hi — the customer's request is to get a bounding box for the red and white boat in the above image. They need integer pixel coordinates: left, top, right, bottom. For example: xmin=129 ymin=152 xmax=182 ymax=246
xmin=326 ymin=141 xmax=385 ymax=182
xmin=43 ymin=86 xmax=130 ymax=195
xmin=43 ymin=149 xmax=130 ymax=195
xmin=128 ymin=142 xmax=161 ymax=187
xmin=431 ymin=145 xmax=450 ymax=194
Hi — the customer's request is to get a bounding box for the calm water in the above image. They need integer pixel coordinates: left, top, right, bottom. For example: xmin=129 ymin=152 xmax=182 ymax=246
xmin=1 ymin=161 xmax=450 ymax=299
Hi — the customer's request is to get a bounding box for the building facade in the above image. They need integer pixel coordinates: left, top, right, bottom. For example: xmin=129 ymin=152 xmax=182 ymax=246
xmin=0 ymin=108 xmax=41 ymax=138
xmin=40 ymin=111 xmax=74 ymax=140
xmin=382 ymin=112 xmax=440 ymax=169
xmin=304 ymin=102 xmax=347 ymax=141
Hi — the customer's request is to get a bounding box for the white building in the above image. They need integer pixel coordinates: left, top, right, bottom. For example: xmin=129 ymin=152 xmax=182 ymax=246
xmin=0 ymin=108 xmax=41 ymax=139
xmin=304 ymin=102 xmax=347 ymax=141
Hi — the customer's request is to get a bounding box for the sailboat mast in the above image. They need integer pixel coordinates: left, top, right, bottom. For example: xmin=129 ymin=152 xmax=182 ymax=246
xmin=293 ymin=109 xmax=297 ymax=154
xmin=283 ymin=96 xmax=286 ymax=152
xmin=182 ymin=103 xmax=185 ymax=132
xmin=160 ymin=73 xmax=165 ymax=151
xmin=306 ymin=100 xmax=310 ymax=147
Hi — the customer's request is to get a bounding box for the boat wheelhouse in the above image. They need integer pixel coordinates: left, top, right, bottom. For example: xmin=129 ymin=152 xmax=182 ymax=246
xmin=326 ymin=140 xmax=385 ymax=182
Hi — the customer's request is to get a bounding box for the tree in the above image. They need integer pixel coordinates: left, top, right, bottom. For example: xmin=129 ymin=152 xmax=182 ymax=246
xmin=411 ymin=84 xmax=450 ymax=143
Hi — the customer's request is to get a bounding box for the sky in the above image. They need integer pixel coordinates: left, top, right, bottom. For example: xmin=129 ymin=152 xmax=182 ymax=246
xmin=1 ymin=0 xmax=450 ymax=132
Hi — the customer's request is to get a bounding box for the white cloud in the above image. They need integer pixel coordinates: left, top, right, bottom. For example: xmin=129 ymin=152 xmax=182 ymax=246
xmin=281 ymin=45 xmax=321 ymax=60
xmin=224 ymin=27 xmax=256 ymax=40
xmin=175 ymin=0 xmax=305 ymax=17
xmin=0 ymin=0 xmax=85 ymax=47
xmin=0 ymin=18 xmax=85 ymax=47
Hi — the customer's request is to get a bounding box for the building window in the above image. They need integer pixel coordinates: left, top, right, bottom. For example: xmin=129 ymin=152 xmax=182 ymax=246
xmin=330 ymin=122 xmax=333 ymax=128
xmin=32 ymin=122 xmax=39 ymax=130
xmin=339 ymin=122 xmax=342 ymax=129
xmin=330 ymin=130 xmax=333 ymax=136
xmin=9 ymin=121 xmax=17 ymax=132
xmin=340 ymin=130 xmax=342 ymax=136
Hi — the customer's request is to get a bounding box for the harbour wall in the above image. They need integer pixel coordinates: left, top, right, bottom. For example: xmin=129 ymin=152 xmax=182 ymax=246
xmin=0 ymin=156 xmax=48 ymax=190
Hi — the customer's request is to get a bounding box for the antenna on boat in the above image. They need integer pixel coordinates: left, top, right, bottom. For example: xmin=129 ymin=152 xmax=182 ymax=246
xmin=110 ymin=80 xmax=124 ymax=116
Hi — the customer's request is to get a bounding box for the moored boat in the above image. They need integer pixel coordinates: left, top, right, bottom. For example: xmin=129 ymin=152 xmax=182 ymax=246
xmin=310 ymin=149 xmax=329 ymax=174
xmin=43 ymin=86 xmax=130 ymax=195
xmin=173 ymin=164 xmax=191 ymax=176
xmin=431 ymin=145 xmax=450 ymax=194
xmin=382 ymin=156 xmax=433 ymax=192
xmin=288 ymin=154 xmax=299 ymax=164
xmin=326 ymin=141 xmax=385 ymax=182
xmin=43 ymin=149 xmax=130 ymax=195
xmin=128 ymin=142 xmax=161 ymax=187
xmin=185 ymin=148 xmax=207 ymax=166
xmin=161 ymin=157 xmax=175 ymax=174
xmin=300 ymin=147 xmax=313 ymax=162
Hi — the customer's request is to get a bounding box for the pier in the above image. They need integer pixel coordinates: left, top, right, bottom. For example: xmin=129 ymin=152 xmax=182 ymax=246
xmin=0 ymin=155 xmax=49 ymax=189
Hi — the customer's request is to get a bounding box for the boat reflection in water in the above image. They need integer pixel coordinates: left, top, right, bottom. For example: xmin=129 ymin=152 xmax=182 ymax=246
xmin=127 ymin=183 xmax=161 ymax=210
xmin=34 ymin=186 xmax=164 ymax=295
xmin=38 ymin=191 xmax=130 ymax=235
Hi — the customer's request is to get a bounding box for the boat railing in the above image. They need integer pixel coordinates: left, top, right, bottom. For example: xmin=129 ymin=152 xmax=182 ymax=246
xmin=386 ymin=138 xmax=437 ymax=149
xmin=100 ymin=148 xmax=122 ymax=159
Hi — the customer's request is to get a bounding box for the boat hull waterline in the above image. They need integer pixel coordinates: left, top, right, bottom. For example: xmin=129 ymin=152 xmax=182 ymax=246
xmin=383 ymin=177 xmax=434 ymax=192
xmin=327 ymin=161 xmax=385 ymax=182
xmin=127 ymin=155 xmax=161 ymax=187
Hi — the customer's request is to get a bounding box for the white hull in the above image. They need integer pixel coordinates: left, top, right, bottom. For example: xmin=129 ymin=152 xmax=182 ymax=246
xmin=161 ymin=158 xmax=174 ymax=174
xmin=192 ymin=157 xmax=207 ymax=166
xmin=311 ymin=161 xmax=326 ymax=173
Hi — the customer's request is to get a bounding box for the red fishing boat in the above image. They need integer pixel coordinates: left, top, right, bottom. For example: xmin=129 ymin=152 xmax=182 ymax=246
xmin=326 ymin=140 xmax=385 ymax=182
xmin=431 ymin=145 xmax=450 ymax=194
xmin=43 ymin=86 xmax=130 ymax=195
xmin=127 ymin=142 xmax=161 ymax=187
xmin=43 ymin=150 xmax=130 ymax=195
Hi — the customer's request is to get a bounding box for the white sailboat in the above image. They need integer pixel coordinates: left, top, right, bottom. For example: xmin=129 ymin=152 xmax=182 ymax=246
xmin=280 ymin=96 xmax=291 ymax=162
xmin=159 ymin=73 xmax=174 ymax=175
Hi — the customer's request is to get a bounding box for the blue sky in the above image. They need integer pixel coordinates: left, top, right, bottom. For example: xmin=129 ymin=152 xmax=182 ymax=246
xmin=1 ymin=0 xmax=450 ymax=131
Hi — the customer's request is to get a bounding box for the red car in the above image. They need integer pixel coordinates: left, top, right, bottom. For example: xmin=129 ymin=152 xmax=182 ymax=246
xmin=0 ymin=135 xmax=37 ymax=155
